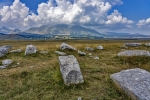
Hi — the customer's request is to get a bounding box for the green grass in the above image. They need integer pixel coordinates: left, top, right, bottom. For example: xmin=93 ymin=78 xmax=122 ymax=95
xmin=0 ymin=40 xmax=150 ymax=100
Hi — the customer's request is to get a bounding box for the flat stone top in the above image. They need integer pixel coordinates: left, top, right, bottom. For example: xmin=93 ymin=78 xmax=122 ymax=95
xmin=111 ymin=68 xmax=150 ymax=100
xmin=58 ymin=55 xmax=80 ymax=71
xmin=117 ymin=50 xmax=150 ymax=57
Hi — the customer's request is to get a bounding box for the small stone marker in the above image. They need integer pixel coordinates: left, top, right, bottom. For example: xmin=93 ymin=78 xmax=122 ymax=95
xmin=78 ymin=50 xmax=86 ymax=56
xmin=2 ymin=59 xmax=13 ymax=66
xmin=124 ymin=43 xmax=142 ymax=47
xmin=0 ymin=47 xmax=8 ymax=57
xmin=86 ymin=47 xmax=94 ymax=51
xmin=25 ymin=45 xmax=37 ymax=55
xmin=58 ymin=55 xmax=84 ymax=86
xmin=60 ymin=42 xmax=76 ymax=51
xmin=110 ymin=68 xmax=150 ymax=100
xmin=97 ymin=46 xmax=104 ymax=50
xmin=55 ymin=51 xmax=66 ymax=56
xmin=117 ymin=50 xmax=150 ymax=57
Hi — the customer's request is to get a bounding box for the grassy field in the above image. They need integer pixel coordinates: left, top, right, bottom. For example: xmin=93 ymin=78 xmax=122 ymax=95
xmin=0 ymin=39 xmax=150 ymax=100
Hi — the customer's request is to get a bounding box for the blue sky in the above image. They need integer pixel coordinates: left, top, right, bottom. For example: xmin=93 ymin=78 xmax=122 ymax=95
xmin=0 ymin=0 xmax=150 ymax=34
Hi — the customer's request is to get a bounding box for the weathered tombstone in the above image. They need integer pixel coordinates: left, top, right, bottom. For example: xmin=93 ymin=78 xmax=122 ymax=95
xmin=117 ymin=50 xmax=150 ymax=57
xmin=9 ymin=49 xmax=22 ymax=53
xmin=55 ymin=51 xmax=66 ymax=56
xmin=86 ymin=47 xmax=94 ymax=51
xmin=60 ymin=43 xmax=76 ymax=51
xmin=58 ymin=55 xmax=84 ymax=86
xmin=124 ymin=43 xmax=142 ymax=47
xmin=97 ymin=46 xmax=104 ymax=50
xmin=25 ymin=45 xmax=37 ymax=55
xmin=2 ymin=59 xmax=13 ymax=66
xmin=1 ymin=45 xmax=13 ymax=50
xmin=110 ymin=68 xmax=150 ymax=100
xmin=78 ymin=50 xmax=86 ymax=56
xmin=0 ymin=47 xmax=8 ymax=57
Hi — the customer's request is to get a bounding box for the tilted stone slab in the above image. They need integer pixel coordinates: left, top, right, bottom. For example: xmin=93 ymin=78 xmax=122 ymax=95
xmin=117 ymin=50 xmax=150 ymax=57
xmin=0 ymin=47 xmax=8 ymax=57
xmin=124 ymin=43 xmax=142 ymax=47
xmin=58 ymin=55 xmax=84 ymax=86
xmin=55 ymin=51 xmax=66 ymax=56
xmin=60 ymin=43 xmax=76 ymax=51
xmin=110 ymin=68 xmax=150 ymax=100
xmin=25 ymin=45 xmax=37 ymax=55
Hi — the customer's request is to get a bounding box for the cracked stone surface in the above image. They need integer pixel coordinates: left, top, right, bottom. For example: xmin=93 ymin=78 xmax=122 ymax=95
xmin=58 ymin=55 xmax=84 ymax=86
xmin=110 ymin=68 xmax=150 ymax=100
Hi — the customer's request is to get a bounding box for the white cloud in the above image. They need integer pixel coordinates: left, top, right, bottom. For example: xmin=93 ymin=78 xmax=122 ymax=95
xmin=137 ymin=18 xmax=150 ymax=28
xmin=0 ymin=0 xmax=29 ymax=29
xmin=106 ymin=10 xmax=133 ymax=25
xmin=0 ymin=0 xmax=133 ymax=30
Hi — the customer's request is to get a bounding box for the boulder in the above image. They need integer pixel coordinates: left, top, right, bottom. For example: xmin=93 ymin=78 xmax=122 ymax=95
xmin=110 ymin=68 xmax=150 ymax=100
xmin=86 ymin=47 xmax=94 ymax=51
xmin=0 ymin=66 xmax=6 ymax=69
xmin=2 ymin=59 xmax=13 ymax=66
xmin=97 ymin=46 xmax=104 ymax=50
xmin=55 ymin=51 xmax=66 ymax=56
xmin=0 ymin=47 xmax=8 ymax=57
xmin=60 ymin=43 xmax=76 ymax=51
xmin=1 ymin=45 xmax=13 ymax=50
xmin=117 ymin=50 xmax=150 ymax=57
xmin=58 ymin=55 xmax=84 ymax=86
xmin=9 ymin=49 xmax=22 ymax=53
xmin=78 ymin=50 xmax=86 ymax=56
xmin=25 ymin=45 xmax=37 ymax=55
xmin=124 ymin=43 xmax=142 ymax=47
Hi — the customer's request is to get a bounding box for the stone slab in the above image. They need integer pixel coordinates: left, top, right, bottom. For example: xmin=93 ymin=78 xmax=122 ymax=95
xmin=58 ymin=55 xmax=84 ymax=86
xmin=110 ymin=68 xmax=150 ymax=100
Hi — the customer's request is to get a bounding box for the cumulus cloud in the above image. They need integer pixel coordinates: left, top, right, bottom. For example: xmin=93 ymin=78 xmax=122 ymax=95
xmin=137 ymin=18 xmax=150 ymax=28
xmin=0 ymin=0 xmax=29 ymax=29
xmin=106 ymin=10 xmax=133 ymax=25
xmin=0 ymin=0 xmax=133 ymax=30
xmin=24 ymin=0 xmax=112 ymax=27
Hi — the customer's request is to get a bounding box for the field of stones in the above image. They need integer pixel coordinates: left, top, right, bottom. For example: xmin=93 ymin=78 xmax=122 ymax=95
xmin=0 ymin=40 xmax=150 ymax=100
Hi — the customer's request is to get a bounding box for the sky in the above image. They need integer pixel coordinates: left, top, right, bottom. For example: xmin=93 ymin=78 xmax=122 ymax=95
xmin=0 ymin=0 xmax=150 ymax=34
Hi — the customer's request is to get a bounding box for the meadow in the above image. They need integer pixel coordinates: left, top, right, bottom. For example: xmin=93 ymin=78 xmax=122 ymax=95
xmin=0 ymin=39 xmax=150 ymax=100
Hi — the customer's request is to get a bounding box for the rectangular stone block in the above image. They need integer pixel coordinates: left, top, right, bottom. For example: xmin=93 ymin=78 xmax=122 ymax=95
xmin=110 ymin=68 xmax=150 ymax=100
xmin=58 ymin=55 xmax=84 ymax=86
